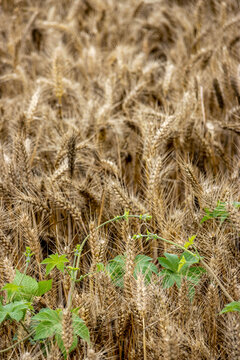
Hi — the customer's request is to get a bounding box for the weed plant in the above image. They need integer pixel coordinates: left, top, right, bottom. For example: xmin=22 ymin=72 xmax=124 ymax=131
xmin=0 ymin=0 xmax=240 ymax=359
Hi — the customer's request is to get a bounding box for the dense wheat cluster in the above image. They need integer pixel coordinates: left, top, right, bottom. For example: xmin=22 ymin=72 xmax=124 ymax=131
xmin=0 ymin=0 xmax=240 ymax=359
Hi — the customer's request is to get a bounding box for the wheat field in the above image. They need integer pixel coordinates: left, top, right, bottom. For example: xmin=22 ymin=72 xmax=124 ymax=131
xmin=0 ymin=0 xmax=240 ymax=359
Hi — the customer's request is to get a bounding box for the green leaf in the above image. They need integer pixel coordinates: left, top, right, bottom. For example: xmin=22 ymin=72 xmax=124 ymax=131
xmin=201 ymin=201 xmax=228 ymax=224
xmin=55 ymin=333 xmax=78 ymax=359
xmin=200 ymin=215 xmax=211 ymax=223
xmin=32 ymin=322 xmax=57 ymax=340
xmin=33 ymin=308 xmax=61 ymax=322
xmin=32 ymin=308 xmax=90 ymax=357
xmin=180 ymin=252 xmax=200 ymax=267
xmin=106 ymin=255 xmax=125 ymax=287
xmin=41 ymin=254 xmax=69 ymax=275
xmin=220 ymin=301 xmax=240 ymax=314
xmin=0 ymin=300 xmax=32 ymax=324
xmin=73 ymin=314 xmax=90 ymax=343
xmin=189 ymin=235 xmax=197 ymax=243
xmin=134 ymin=255 xmax=158 ymax=283
xmin=36 ymin=280 xmax=53 ymax=296
xmin=32 ymin=308 xmax=62 ymax=340
xmin=0 ymin=311 xmax=7 ymax=324
xmin=10 ymin=310 xmax=24 ymax=322
xmin=13 ymin=270 xmax=38 ymax=300
xmin=158 ymin=253 xmax=179 ymax=272
xmin=1 ymin=283 xmax=23 ymax=298
xmin=107 ymin=254 xmax=158 ymax=287
xmin=185 ymin=267 xmax=206 ymax=284
xmin=159 ymin=269 xmax=182 ymax=288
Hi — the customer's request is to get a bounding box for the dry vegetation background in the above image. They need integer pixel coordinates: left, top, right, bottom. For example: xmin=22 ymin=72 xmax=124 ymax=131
xmin=0 ymin=0 xmax=240 ymax=359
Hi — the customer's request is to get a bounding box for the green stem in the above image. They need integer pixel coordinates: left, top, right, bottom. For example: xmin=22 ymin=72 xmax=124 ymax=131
xmin=141 ymin=234 xmax=196 ymax=257
xmin=142 ymin=234 xmax=234 ymax=303
xmin=66 ymin=214 xmax=145 ymax=309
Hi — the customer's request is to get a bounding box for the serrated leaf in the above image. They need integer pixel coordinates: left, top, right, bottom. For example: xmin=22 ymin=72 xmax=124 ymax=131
xmin=185 ymin=267 xmax=206 ymax=284
xmin=73 ymin=314 xmax=90 ymax=343
xmin=160 ymin=269 xmax=182 ymax=288
xmin=180 ymin=252 xmax=200 ymax=267
xmin=32 ymin=322 xmax=56 ymax=340
xmin=158 ymin=253 xmax=179 ymax=272
xmin=41 ymin=254 xmax=69 ymax=275
xmin=134 ymin=255 xmax=158 ymax=283
xmin=33 ymin=308 xmax=61 ymax=322
xmin=55 ymin=333 xmax=78 ymax=359
xmin=1 ymin=283 xmax=22 ymax=297
xmin=32 ymin=307 xmax=90 ymax=356
xmin=10 ymin=310 xmax=24 ymax=321
xmin=106 ymin=255 xmax=125 ymax=287
xmin=36 ymin=280 xmax=52 ymax=296
xmin=0 ymin=300 xmax=32 ymax=324
xmin=32 ymin=308 xmax=62 ymax=340
xmin=13 ymin=270 xmax=38 ymax=300
xmin=220 ymin=301 xmax=240 ymax=314
xmin=201 ymin=202 xmax=228 ymax=224
xmin=200 ymin=215 xmax=211 ymax=223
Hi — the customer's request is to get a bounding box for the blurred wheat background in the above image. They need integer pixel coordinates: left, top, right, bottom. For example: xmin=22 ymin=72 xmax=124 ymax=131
xmin=0 ymin=0 xmax=240 ymax=359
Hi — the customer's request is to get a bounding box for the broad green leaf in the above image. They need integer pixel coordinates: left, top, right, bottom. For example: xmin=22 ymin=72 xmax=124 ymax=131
xmin=55 ymin=333 xmax=78 ymax=359
xmin=1 ymin=283 xmax=22 ymax=298
xmin=41 ymin=254 xmax=69 ymax=275
xmin=106 ymin=255 xmax=125 ymax=287
xmin=158 ymin=253 xmax=179 ymax=272
xmin=220 ymin=301 xmax=240 ymax=314
xmin=0 ymin=311 xmax=7 ymax=324
xmin=180 ymin=252 xmax=200 ymax=267
xmin=159 ymin=269 xmax=182 ymax=288
xmin=32 ymin=322 xmax=56 ymax=340
xmin=32 ymin=308 xmax=62 ymax=340
xmin=32 ymin=307 xmax=90 ymax=357
xmin=185 ymin=266 xmax=206 ymax=278
xmin=33 ymin=308 xmax=61 ymax=322
xmin=0 ymin=300 xmax=32 ymax=324
xmin=9 ymin=310 xmax=24 ymax=322
xmin=108 ymin=255 xmax=125 ymax=265
xmin=107 ymin=254 xmax=158 ymax=287
xmin=134 ymin=255 xmax=158 ymax=283
xmin=36 ymin=280 xmax=52 ymax=296
xmin=13 ymin=270 xmax=38 ymax=300
xmin=73 ymin=314 xmax=90 ymax=343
